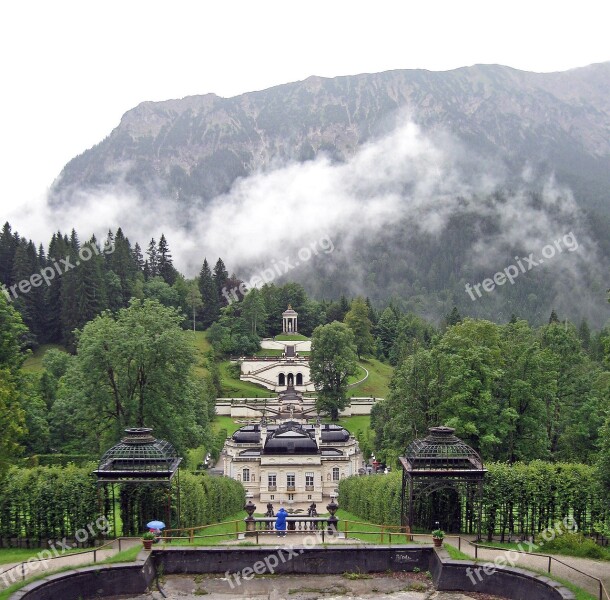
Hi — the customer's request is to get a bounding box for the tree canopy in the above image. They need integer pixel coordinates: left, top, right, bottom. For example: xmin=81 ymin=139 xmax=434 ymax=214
xmin=310 ymin=321 xmax=358 ymax=420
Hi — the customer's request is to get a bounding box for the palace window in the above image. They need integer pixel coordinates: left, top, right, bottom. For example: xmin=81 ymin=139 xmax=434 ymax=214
xmin=243 ymin=468 xmax=250 ymax=482
xmin=305 ymin=472 xmax=314 ymax=490
xmin=332 ymin=467 xmax=340 ymax=482
xmin=287 ymin=473 xmax=295 ymax=491
xmin=268 ymin=474 xmax=277 ymax=490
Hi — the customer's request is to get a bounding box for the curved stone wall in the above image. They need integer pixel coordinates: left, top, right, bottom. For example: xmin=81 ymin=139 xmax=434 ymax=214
xmin=10 ymin=545 xmax=575 ymax=600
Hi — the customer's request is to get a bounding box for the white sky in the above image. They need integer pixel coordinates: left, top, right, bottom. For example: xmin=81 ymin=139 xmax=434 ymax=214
xmin=0 ymin=0 xmax=608 ymax=218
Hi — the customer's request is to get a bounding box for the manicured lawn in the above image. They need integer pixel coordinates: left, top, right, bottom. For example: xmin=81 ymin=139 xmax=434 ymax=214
xmin=0 ymin=544 xmax=143 ymax=600
xmin=255 ymin=348 xmax=284 ymax=357
xmin=0 ymin=545 xmax=88 ymax=566
xmin=162 ymin=511 xmax=247 ymax=546
xmin=211 ymin=416 xmax=242 ymax=437
xmin=335 ymin=415 xmax=371 ymax=436
xmin=444 ymin=543 xmax=471 ymax=560
xmin=218 ymin=361 xmax=275 ymax=398
xmin=274 ymin=333 xmax=310 ymax=341
xmin=477 ymin=540 xmax=610 ymax=561
xmin=189 ymin=330 xmax=212 ymax=378
xmin=336 ymin=509 xmax=408 ymax=544
xmin=348 ymin=358 xmax=393 ymax=398
xmin=21 ymin=344 xmax=67 ymax=374
xmin=347 ymin=364 xmax=368 ymax=385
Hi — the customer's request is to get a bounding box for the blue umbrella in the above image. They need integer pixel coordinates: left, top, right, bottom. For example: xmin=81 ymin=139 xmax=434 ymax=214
xmin=147 ymin=520 xmax=166 ymax=530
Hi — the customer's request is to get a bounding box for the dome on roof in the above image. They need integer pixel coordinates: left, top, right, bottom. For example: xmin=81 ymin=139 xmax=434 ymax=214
xmin=232 ymin=424 xmax=262 ymax=444
xmin=94 ymin=428 xmax=181 ymax=482
xmin=403 ymin=426 xmax=483 ymax=472
xmin=282 ymin=304 xmax=298 ymax=316
xmin=263 ymin=420 xmax=318 ymax=454
xmin=321 ymin=423 xmax=350 ymax=442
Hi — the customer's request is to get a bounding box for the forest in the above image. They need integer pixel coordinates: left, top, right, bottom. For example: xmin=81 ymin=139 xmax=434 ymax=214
xmin=0 ymin=221 xmax=609 ymax=538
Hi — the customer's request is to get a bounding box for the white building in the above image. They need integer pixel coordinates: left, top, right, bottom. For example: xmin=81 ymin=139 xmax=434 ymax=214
xmin=221 ymin=419 xmax=363 ymax=506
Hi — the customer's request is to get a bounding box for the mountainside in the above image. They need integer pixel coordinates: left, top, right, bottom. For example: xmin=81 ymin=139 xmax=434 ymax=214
xmin=47 ymin=63 xmax=610 ymax=328
xmin=52 ymin=63 xmax=610 ymax=215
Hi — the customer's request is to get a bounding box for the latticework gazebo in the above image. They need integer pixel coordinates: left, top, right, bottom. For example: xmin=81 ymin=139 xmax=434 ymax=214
xmin=399 ymin=426 xmax=486 ymax=538
xmin=93 ymin=428 xmax=182 ymax=536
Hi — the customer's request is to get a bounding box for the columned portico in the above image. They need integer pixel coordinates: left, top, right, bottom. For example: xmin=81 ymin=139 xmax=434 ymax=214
xmin=282 ymin=305 xmax=298 ymax=333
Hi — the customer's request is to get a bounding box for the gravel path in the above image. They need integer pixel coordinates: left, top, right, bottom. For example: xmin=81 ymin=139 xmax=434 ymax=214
xmin=0 ymin=539 xmax=141 ymax=589
xmin=447 ymin=536 xmax=609 ymax=598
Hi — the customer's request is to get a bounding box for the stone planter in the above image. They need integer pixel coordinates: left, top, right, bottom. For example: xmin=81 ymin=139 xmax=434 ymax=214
xmin=433 ymin=537 xmax=443 ymax=547
xmin=143 ymin=539 xmax=153 ymax=550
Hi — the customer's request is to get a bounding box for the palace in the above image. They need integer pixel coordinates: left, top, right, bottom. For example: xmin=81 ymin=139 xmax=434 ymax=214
xmin=220 ymin=306 xmax=365 ymax=506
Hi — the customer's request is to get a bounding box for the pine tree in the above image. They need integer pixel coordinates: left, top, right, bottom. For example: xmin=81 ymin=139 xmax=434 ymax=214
xmin=444 ymin=306 xmax=462 ymax=327
xmin=198 ymin=259 xmax=220 ymax=327
xmin=146 ymin=238 xmax=158 ymax=279
xmin=213 ymin=258 xmax=229 ymax=304
xmin=0 ymin=222 xmax=18 ymax=286
xmin=157 ymin=234 xmax=177 ymax=285
xmin=549 ymin=309 xmax=560 ymax=324
xmin=132 ymin=243 xmax=145 ymax=272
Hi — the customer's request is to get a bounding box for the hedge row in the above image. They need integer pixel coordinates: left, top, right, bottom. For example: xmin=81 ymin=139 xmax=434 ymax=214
xmin=178 ymin=471 xmax=245 ymax=528
xmin=0 ymin=464 xmax=99 ymax=541
xmin=0 ymin=466 xmax=245 ymax=540
xmin=339 ymin=462 xmax=608 ymax=535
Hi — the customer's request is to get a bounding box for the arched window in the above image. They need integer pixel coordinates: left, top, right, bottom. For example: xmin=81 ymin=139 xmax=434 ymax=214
xmin=278 ymin=373 xmax=286 ymax=386
xmin=296 ymin=373 xmax=303 ymax=386
xmin=243 ymin=468 xmax=250 ymax=482
xmin=287 ymin=373 xmax=294 ymax=387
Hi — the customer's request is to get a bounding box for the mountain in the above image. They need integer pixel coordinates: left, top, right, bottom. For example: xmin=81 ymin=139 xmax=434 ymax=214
xmin=48 ymin=63 xmax=610 ymax=327
xmin=51 ymin=63 xmax=610 ymax=214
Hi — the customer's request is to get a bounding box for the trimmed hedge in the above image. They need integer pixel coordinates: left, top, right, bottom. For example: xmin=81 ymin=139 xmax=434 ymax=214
xmin=339 ymin=462 xmax=607 ymax=535
xmin=0 ymin=466 xmax=245 ymax=540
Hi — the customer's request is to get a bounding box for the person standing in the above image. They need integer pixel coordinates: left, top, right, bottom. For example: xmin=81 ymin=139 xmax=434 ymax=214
xmin=275 ymin=507 xmax=287 ymax=537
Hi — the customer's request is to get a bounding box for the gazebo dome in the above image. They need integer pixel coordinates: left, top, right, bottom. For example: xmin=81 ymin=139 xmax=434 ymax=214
xmin=403 ymin=426 xmax=483 ymax=472
xmin=282 ymin=304 xmax=298 ymax=316
xmin=94 ymin=427 xmax=182 ymax=483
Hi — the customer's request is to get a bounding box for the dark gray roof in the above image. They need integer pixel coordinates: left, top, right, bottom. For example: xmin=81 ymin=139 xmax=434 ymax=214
xmin=263 ymin=421 xmax=318 ymax=455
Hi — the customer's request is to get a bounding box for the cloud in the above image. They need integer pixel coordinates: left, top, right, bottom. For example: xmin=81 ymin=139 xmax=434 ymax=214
xmin=5 ymin=113 xmax=607 ymax=325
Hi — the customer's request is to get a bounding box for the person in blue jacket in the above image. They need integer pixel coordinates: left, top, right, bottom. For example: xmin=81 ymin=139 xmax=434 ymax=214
xmin=275 ymin=507 xmax=287 ymax=537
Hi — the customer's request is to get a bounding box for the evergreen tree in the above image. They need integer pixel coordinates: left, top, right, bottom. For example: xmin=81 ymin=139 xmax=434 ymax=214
xmin=132 ymin=243 xmax=145 ymax=272
xmin=213 ymin=258 xmax=229 ymax=305
xmin=157 ymin=234 xmax=177 ymax=285
xmin=578 ymin=319 xmax=591 ymax=351
xmin=0 ymin=222 xmax=17 ymax=286
xmin=444 ymin=306 xmax=462 ymax=327
xmin=198 ymin=259 xmax=220 ymax=327
xmin=146 ymin=238 xmax=158 ymax=279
